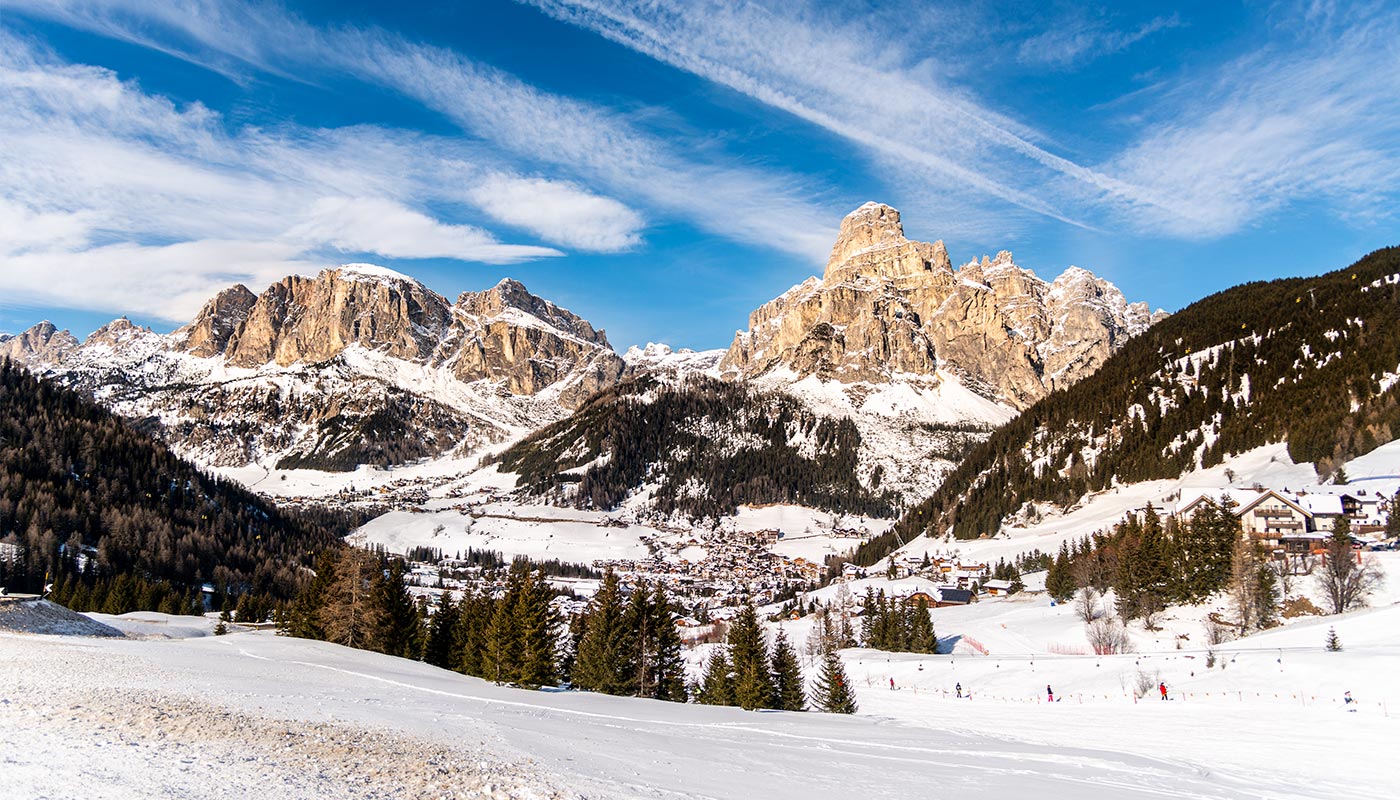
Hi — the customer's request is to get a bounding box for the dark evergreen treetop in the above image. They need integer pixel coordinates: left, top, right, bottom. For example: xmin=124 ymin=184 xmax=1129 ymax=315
xmin=855 ymin=246 xmax=1400 ymax=564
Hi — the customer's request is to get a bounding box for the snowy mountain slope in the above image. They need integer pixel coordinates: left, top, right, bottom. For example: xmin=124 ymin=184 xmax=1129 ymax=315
xmin=5 ymin=624 xmax=1393 ymax=799
xmin=868 ymin=245 xmax=1400 ymax=557
xmin=5 ymin=266 xmax=626 ymax=472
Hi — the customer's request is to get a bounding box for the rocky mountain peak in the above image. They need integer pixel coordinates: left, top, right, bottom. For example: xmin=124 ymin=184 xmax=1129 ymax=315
xmin=222 ymin=266 xmax=453 ymax=368
xmin=823 ymin=202 xmax=951 ymax=285
xmin=722 ymin=203 xmax=1164 ymax=409
xmin=1 ymin=321 xmax=80 ymax=365
xmin=172 ymin=284 xmax=258 ymax=357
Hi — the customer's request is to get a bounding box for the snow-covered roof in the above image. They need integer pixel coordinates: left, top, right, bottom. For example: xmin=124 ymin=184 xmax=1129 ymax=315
xmin=1297 ymin=495 xmax=1344 ymax=515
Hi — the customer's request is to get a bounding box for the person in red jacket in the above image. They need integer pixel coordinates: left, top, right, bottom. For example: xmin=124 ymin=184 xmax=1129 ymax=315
xmin=1159 ymin=681 xmax=1168 ymax=701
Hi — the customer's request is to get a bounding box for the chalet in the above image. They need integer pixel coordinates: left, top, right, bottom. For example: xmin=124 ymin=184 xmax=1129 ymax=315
xmin=982 ymin=579 xmax=1015 ymax=597
xmin=933 ymin=588 xmax=973 ymax=607
xmin=1176 ymin=488 xmax=1313 ymax=546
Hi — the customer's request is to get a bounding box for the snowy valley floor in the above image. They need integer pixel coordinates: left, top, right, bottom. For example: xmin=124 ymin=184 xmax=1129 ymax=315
xmin=3 ymin=616 xmax=1397 ymax=800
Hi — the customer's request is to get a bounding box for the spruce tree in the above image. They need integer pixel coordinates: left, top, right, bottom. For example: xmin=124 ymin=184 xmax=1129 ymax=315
xmin=281 ymin=549 xmax=338 ymax=640
xmin=1046 ymin=542 xmax=1075 ymax=602
xmin=647 ymin=584 xmax=687 ymax=702
xmin=813 ymin=650 xmax=857 ymax=714
xmin=696 ymin=647 xmax=734 ymax=706
xmin=370 ymin=558 xmax=422 ymax=658
xmin=574 ymin=571 xmax=632 ymax=694
xmin=769 ymin=629 xmax=806 ymax=711
xmin=906 ymin=596 xmax=937 ymax=654
xmin=482 ymin=573 xmax=524 ymax=684
xmin=424 ymin=592 xmax=460 ymax=670
xmin=514 ymin=570 xmax=559 ymax=689
xmin=727 ymin=604 xmax=774 ymax=710
xmin=1325 ymin=626 xmax=1342 ymax=652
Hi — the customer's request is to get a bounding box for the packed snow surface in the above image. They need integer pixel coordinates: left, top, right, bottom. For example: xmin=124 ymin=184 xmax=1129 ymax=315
xmin=3 ymin=600 xmax=1397 ymax=799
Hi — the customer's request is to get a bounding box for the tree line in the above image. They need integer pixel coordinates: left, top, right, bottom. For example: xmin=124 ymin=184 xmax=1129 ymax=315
xmin=0 ymin=359 xmax=359 ymax=604
xmin=279 ymin=550 xmax=860 ymax=714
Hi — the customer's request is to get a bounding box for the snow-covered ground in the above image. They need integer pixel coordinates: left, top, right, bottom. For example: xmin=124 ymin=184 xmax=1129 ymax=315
xmin=4 ymin=609 xmax=1396 ymax=800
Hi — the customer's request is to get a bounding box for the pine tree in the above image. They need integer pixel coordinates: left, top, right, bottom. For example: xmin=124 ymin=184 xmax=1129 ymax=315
xmin=1325 ymin=626 xmax=1342 ymax=652
xmin=573 ymin=571 xmax=633 ymax=694
xmin=769 ymin=629 xmax=806 ymax=711
xmin=424 ymin=591 xmax=460 ymax=670
xmin=696 ymin=647 xmax=734 ymax=706
xmin=728 ymin=604 xmax=774 ymax=710
xmin=813 ymin=650 xmax=857 ymax=714
xmin=370 ymin=558 xmax=422 ymax=658
xmin=215 ymin=608 xmax=231 ymax=636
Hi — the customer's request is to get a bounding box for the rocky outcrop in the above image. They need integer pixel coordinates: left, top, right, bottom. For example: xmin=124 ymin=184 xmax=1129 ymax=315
xmin=171 ymin=285 xmax=258 ymax=357
xmin=7 ymin=265 xmax=627 ymax=470
xmin=720 ymin=202 xmax=1163 ymax=409
xmin=223 ymin=265 xmax=454 ymax=368
xmin=448 ymin=279 xmax=625 ymax=404
xmin=1 ymin=321 xmax=80 ymax=365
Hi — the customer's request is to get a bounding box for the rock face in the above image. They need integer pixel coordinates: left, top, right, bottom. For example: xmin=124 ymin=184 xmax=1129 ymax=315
xmin=6 ymin=265 xmax=625 ymax=470
xmin=1 ymin=321 xmax=80 ymax=364
xmin=720 ymin=202 xmax=1164 ymax=409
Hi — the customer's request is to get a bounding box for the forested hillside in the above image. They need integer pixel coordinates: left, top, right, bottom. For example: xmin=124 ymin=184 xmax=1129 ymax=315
xmin=0 ymin=359 xmax=356 ymax=599
xmin=855 ymin=245 xmax=1400 ymax=563
xmin=498 ymin=376 xmax=898 ymax=519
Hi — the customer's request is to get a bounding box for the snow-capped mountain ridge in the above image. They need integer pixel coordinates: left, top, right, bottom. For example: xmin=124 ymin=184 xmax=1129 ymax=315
xmin=4 ymin=265 xmax=625 ymax=471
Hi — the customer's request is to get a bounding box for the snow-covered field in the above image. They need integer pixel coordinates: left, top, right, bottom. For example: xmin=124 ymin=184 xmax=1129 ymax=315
xmin=4 ymin=613 xmax=1395 ymax=800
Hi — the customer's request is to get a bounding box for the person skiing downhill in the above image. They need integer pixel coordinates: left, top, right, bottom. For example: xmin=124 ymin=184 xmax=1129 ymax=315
xmin=1159 ymin=681 xmax=1168 ymax=701
xmin=1046 ymin=684 xmax=1054 ymax=703
xmin=955 ymin=682 xmax=962 ymax=699
xmin=889 ymin=677 xmax=895 ymax=690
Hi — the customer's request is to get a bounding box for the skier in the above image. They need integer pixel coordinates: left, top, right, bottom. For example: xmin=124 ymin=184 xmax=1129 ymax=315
xmin=955 ymin=682 xmax=962 ymax=699
xmin=1344 ymin=691 xmax=1356 ymax=711
xmin=889 ymin=677 xmax=896 ymax=691
xmin=1046 ymin=684 xmax=1054 ymax=703
xmin=1159 ymin=681 xmax=1168 ymax=701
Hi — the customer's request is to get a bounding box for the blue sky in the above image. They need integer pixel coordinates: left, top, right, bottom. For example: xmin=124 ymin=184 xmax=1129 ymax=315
xmin=2 ymin=0 xmax=1397 ymax=351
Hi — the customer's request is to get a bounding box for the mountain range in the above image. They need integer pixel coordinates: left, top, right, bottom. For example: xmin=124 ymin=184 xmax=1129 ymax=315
xmin=2 ymin=203 xmax=1161 ymax=510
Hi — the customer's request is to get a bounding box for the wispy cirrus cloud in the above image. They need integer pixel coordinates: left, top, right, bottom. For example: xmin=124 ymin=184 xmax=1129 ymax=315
xmin=1017 ymin=15 xmax=1183 ymax=69
xmin=1102 ymin=4 xmax=1400 ymax=237
xmin=4 ymin=0 xmax=838 ymax=261
xmin=516 ymin=0 xmax=1165 ymax=232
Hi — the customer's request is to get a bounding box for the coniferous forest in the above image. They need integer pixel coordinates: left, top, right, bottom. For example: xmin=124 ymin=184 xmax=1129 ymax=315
xmin=855 ymin=246 xmax=1400 ymax=563
xmin=0 ymin=359 xmax=361 ymax=602
xmin=498 ymin=375 xmax=898 ymax=519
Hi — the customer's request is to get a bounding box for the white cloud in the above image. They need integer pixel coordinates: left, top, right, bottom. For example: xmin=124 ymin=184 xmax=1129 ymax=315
xmin=4 ymin=0 xmax=838 ymax=261
xmin=0 ymin=34 xmax=643 ymax=319
xmin=518 ymin=0 xmax=1143 ymax=228
xmin=0 ymin=238 xmax=321 ymax=323
xmin=287 ymin=197 xmax=563 ymax=262
xmin=467 ymin=175 xmax=644 ymax=252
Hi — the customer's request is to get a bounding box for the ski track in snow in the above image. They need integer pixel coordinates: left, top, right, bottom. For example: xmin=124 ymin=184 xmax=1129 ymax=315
xmin=3 ymin=627 xmax=1389 ymax=799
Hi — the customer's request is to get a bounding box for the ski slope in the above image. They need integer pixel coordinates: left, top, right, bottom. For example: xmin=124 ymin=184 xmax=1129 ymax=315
xmin=2 ymin=617 xmax=1395 ymax=800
